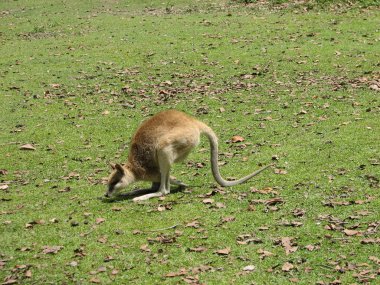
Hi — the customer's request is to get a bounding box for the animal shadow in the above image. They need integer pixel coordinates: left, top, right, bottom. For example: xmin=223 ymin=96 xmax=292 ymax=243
xmin=100 ymin=185 xmax=186 ymax=203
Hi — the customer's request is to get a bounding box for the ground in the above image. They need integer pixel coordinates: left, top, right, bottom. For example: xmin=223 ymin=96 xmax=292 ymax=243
xmin=0 ymin=1 xmax=379 ymax=284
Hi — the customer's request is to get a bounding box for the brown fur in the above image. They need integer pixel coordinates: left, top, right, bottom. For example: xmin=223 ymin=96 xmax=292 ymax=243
xmin=126 ymin=110 xmax=201 ymax=181
xmin=106 ymin=110 xmax=271 ymax=201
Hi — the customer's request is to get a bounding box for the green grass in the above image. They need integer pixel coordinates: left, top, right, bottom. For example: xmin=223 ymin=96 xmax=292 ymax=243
xmin=1 ymin=0 xmax=379 ymax=284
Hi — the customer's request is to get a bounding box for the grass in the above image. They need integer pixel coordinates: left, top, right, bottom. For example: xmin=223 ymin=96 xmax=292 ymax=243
xmin=1 ymin=0 xmax=379 ymax=284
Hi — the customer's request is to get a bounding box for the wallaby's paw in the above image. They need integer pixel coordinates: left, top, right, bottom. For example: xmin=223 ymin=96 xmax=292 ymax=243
xmin=132 ymin=196 xmax=148 ymax=202
xmin=133 ymin=192 xmax=163 ymax=202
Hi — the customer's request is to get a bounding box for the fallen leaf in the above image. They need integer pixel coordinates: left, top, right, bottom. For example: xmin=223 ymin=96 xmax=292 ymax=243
xmin=0 ymin=184 xmax=9 ymax=191
xmin=132 ymin=229 xmax=142 ymax=235
xmin=186 ymin=220 xmax=201 ymax=228
xmin=2 ymin=279 xmax=18 ymax=285
xmin=202 ymin=198 xmax=214 ymax=204
xmin=97 ymin=236 xmax=108 ymax=244
xmin=90 ymin=277 xmax=101 ymax=284
xmin=281 ymin=221 xmax=303 ymax=227
xmin=49 ymin=218 xmax=59 ymax=223
xmin=104 ymin=255 xmax=114 ymax=262
xmin=215 ymin=202 xmax=226 ymax=208
xmin=258 ymin=248 xmax=274 ymax=259
xmin=189 ymin=247 xmax=208 ymax=253
xmin=305 ymin=244 xmax=319 ymax=251
xmin=281 ymin=237 xmax=298 ymax=255
xmin=282 ymin=262 xmax=294 ymax=272
xmin=20 ymin=144 xmax=36 ymax=151
xmin=369 ymin=256 xmax=380 ymax=265
xmin=323 ymin=200 xmax=351 ymax=207
xmin=220 ymin=216 xmax=235 ymax=224
xmin=73 ymin=246 xmax=86 ymax=258
xmin=148 ymin=234 xmax=176 ymax=244
xmin=237 ymin=234 xmax=262 ymax=245
xmin=140 ymin=244 xmax=151 ymax=252
xmin=191 ymin=265 xmax=214 ymax=274
xmin=258 ymin=226 xmax=270 ymax=231
xmin=165 ymin=268 xmax=188 ymax=277
xmin=214 ymin=247 xmax=231 ymax=255
xmin=157 ymin=205 xmax=166 ymax=212
xmin=50 ymin=83 xmax=61 ymax=88
xmin=242 ymin=265 xmax=255 ymax=272
xmin=42 ymin=245 xmax=63 ymax=254
xmin=231 ymin=135 xmax=245 ymax=143
xmin=251 ymin=187 xmax=278 ymax=195
xmin=95 ymin=218 xmax=105 ymax=224
xmin=343 ymin=229 xmax=361 ymax=236
xmin=25 ymin=270 xmax=32 ymax=278
xmin=292 ymin=208 xmax=306 ymax=217
xmin=58 ymin=187 xmax=71 ymax=193
xmin=265 ymin=197 xmax=284 ymax=205
xmin=274 ymin=168 xmax=287 ymax=175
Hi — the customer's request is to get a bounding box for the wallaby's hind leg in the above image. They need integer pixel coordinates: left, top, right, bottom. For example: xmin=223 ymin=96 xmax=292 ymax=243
xmin=157 ymin=149 xmax=171 ymax=194
xmin=133 ymin=149 xmax=171 ymax=202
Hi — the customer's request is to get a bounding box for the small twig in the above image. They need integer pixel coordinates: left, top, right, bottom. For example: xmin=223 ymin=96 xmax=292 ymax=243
xmin=0 ymin=142 xmax=21 ymax=147
xmin=331 ymin=237 xmax=349 ymax=241
xmin=146 ymin=224 xmax=179 ymax=232
xmin=317 ymin=264 xmax=335 ymax=271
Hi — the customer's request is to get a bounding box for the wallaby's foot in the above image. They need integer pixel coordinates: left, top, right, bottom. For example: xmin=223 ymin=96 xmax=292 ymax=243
xmin=133 ymin=192 xmax=164 ymax=202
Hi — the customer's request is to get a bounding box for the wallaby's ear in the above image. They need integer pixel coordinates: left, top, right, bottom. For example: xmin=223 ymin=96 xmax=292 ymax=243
xmin=115 ymin=163 xmax=125 ymax=174
xmin=110 ymin=163 xmax=116 ymax=170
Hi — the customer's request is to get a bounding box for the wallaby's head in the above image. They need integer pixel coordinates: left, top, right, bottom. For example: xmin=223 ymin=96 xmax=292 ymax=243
xmin=105 ymin=163 xmax=135 ymax=198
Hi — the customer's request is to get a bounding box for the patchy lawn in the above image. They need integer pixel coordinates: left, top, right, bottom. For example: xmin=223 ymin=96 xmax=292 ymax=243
xmin=0 ymin=1 xmax=379 ymax=284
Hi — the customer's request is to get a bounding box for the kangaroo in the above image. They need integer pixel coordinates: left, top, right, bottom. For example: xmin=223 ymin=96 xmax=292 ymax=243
xmin=106 ymin=110 xmax=271 ymax=201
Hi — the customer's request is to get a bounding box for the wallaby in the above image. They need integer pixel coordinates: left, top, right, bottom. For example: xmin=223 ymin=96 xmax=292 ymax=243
xmin=106 ymin=110 xmax=271 ymax=201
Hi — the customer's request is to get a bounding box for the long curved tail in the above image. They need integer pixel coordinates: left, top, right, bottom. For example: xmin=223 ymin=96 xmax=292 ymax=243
xmin=199 ymin=124 xmax=271 ymax=187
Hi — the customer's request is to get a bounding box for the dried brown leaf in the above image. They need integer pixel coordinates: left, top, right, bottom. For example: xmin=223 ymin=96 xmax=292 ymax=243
xmin=257 ymin=248 xmax=274 ymax=259
xmin=95 ymin=217 xmax=105 ymax=224
xmin=140 ymin=244 xmax=151 ymax=252
xmin=281 ymin=237 xmax=298 ymax=255
xmin=282 ymin=262 xmax=294 ymax=272
xmin=165 ymin=268 xmax=187 ymax=277
xmin=189 ymin=247 xmax=208 ymax=253
xmin=231 ymin=135 xmax=245 ymax=143
xmin=20 ymin=144 xmax=35 ymax=151
xmin=42 ymin=245 xmax=63 ymax=254
xmin=0 ymin=184 xmax=9 ymax=191
xmin=214 ymin=247 xmax=231 ymax=255
xmin=90 ymin=277 xmax=101 ymax=284
xmin=274 ymin=168 xmax=287 ymax=175
xmin=343 ymin=229 xmax=361 ymax=236
xmin=242 ymin=265 xmax=256 ymax=272
xmin=185 ymin=220 xmax=201 ymax=228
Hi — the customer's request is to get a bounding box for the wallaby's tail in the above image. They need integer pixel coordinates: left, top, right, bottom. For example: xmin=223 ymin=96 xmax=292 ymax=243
xmin=199 ymin=123 xmax=271 ymax=187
